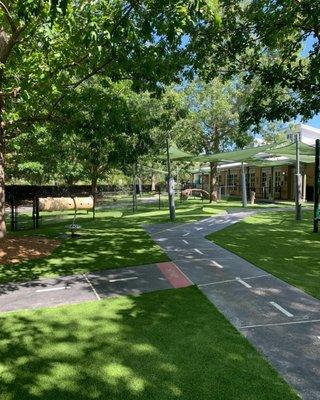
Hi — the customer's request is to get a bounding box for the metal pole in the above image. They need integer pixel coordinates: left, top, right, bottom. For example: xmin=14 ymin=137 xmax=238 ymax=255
xmin=132 ymin=164 xmax=137 ymax=213
xmin=166 ymin=137 xmax=175 ymax=220
xmin=314 ymin=139 xmax=319 ymax=233
xmin=295 ymin=134 xmax=302 ymax=221
xmin=241 ymin=162 xmax=247 ymax=207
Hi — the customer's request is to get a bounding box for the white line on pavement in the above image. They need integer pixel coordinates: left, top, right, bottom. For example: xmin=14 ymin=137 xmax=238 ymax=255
xmin=236 ymin=277 xmax=252 ymax=288
xmin=36 ymin=286 xmax=71 ymax=293
xmin=83 ymin=274 xmax=101 ymax=301
xmin=198 ymin=278 xmax=237 ymax=287
xmin=269 ymin=301 xmax=293 ymax=317
xmin=195 ymin=227 xmax=203 ymax=231
xmin=109 ymin=277 xmax=138 ymax=283
xmin=210 ymin=260 xmax=224 ymax=269
xmin=198 ymin=274 xmax=270 ymax=288
xmin=194 ymin=248 xmax=204 ymax=255
xmin=182 ymin=239 xmax=189 ymax=245
xmin=183 ymin=232 xmax=190 ymax=237
xmin=239 ymin=319 xmax=320 ymax=329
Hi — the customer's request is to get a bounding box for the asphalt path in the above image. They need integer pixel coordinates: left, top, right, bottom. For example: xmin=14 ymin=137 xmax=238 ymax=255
xmin=145 ymin=211 xmax=320 ymax=400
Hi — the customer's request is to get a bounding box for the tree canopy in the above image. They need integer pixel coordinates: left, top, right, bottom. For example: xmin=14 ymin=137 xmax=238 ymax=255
xmin=188 ymin=0 xmax=320 ymax=128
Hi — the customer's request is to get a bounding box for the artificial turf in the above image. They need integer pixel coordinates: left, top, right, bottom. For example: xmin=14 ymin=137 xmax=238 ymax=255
xmin=0 ymin=199 xmax=303 ymax=285
xmin=0 ymin=199 xmax=226 ymax=283
xmin=0 ymin=286 xmax=299 ymax=400
xmin=208 ymin=210 xmax=320 ymax=300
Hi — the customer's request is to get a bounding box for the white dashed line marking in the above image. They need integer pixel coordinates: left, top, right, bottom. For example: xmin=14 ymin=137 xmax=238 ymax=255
xmin=83 ymin=274 xmax=101 ymax=301
xmin=183 ymin=232 xmax=190 ymax=237
xmin=36 ymin=286 xmax=70 ymax=293
xmin=210 ymin=260 xmax=224 ymax=269
xmin=182 ymin=239 xmax=189 ymax=245
xmin=236 ymin=277 xmax=252 ymax=288
xmin=194 ymin=248 xmax=204 ymax=255
xmin=239 ymin=319 xmax=320 ymax=329
xmin=269 ymin=301 xmax=293 ymax=317
xmin=109 ymin=277 xmax=138 ymax=283
xmin=195 ymin=227 xmax=203 ymax=231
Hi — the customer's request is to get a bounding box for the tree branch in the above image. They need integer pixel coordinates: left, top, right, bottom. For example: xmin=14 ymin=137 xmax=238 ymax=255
xmin=0 ymin=1 xmax=17 ymax=33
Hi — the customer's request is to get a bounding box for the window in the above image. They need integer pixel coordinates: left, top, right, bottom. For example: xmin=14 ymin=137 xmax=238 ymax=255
xmin=262 ymin=172 xmax=267 ymax=187
xmin=286 ymin=133 xmax=301 ymax=142
xmin=227 ymin=173 xmax=236 ymax=189
xmin=275 ymin=171 xmax=281 ymax=190
xmin=249 ymin=173 xmax=255 ymax=190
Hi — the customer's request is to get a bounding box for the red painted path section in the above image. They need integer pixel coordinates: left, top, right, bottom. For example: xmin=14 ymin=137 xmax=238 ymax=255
xmin=157 ymin=262 xmax=192 ymax=288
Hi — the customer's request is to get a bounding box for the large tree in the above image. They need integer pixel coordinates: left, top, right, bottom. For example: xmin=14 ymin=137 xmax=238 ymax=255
xmin=172 ymin=79 xmax=253 ymax=201
xmin=188 ymin=0 xmax=320 ymax=129
xmin=0 ymin=0 xmax=218 ymax=237
xmin=58 ymin=80 xmax=157 ymax=194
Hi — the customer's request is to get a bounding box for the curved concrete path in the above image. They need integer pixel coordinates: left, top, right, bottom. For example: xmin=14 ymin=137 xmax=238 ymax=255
xmin=144 ymin=211 xmax=320 ymax=400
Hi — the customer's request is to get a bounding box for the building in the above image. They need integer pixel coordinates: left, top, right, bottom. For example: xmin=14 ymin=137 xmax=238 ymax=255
xmin=191 ymin=124 xmax=318 ymax=201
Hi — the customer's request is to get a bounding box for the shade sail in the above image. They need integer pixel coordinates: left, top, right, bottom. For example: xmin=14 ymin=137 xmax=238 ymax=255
xmin=191 ymin=141 xmax=315 ymax=164
xmin=159 ymin=145 xmax=194 ymax=161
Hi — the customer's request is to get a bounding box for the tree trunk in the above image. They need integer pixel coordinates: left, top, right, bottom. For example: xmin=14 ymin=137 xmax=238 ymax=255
xmin=151 ymin=172 xmax=156 ymax=191
xmin=91 ymin=176 xmax=98 ymax=197
xmin=91 ymin=165 xmax=99 ymax=208
xmin=209 ymin=161 xmax=218 ymax=203
xmin=0 ymin=149 xmax=6 ymax=239
xmin=0 ymin=88 xmax=6 ymax=238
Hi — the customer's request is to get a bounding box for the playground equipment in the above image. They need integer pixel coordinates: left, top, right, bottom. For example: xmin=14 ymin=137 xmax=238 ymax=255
xmin=38 ymin=196 xmax=94 ymax=237
xmin=6 ymin=185 xmax=96 ymax=231
xmin=39 ymin=197 xmax=93 ymax=212
xmin=181 ymin=188 xmax=210 ymax=200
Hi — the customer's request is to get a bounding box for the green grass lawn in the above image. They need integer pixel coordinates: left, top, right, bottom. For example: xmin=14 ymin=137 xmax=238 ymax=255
xmin=0 ymin=287 xmax=299 ymax=400
xmin=208 ymin=210 xmax=320 ymax=300
xmin=0 ymin=199 xmax=229 ymax=283
xmin=1 ymin=199 xmax=298 ymax=284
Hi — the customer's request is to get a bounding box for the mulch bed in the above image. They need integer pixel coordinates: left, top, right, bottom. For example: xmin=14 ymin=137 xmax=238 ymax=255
xmin=0 ymin=237 xmax=60 ymax=264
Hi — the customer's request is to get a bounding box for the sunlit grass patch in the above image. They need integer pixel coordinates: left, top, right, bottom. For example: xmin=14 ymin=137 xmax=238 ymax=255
xmin=0 ymin=287 xmax=299 ymax=400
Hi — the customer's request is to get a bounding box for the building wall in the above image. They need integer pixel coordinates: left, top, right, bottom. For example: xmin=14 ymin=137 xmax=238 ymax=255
xmin=192 ymin=163 xmax=316 ymax=201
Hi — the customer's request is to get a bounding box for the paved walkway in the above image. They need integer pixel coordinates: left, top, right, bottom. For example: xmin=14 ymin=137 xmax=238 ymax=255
xmin=144 ymin=211 xmax=320 ymax=400
xmin=0 ymin=262 xmax=191 ymax=313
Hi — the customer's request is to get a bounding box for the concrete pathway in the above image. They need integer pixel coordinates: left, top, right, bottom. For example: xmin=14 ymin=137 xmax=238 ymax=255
xmin=144 ymin=211 xmax=320 ymax=400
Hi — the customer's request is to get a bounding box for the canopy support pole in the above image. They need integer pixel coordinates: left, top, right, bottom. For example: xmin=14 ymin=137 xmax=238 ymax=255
xmin=295 ymin=135 xmax=302 ymax=221
xmin=166 ymin=137 xmax=175 ymax=221
xmin=313 ymin=139 xmax=319 ymax=233
xmin=241 ymin=162 xmax=247 ymax=208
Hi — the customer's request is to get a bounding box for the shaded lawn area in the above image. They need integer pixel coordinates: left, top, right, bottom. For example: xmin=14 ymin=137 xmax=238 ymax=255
xmin=0 ymin=200 xmax=227 ymax=283
xmin=0 ymin=199 xmax=297 ymax=284
xmin=208 ymin=211 xmax=320 ymax=300
xmin=0 ymin=210 xmax=169 ymax=284
xmin=0 ymin=287 xmax=299 ymax=400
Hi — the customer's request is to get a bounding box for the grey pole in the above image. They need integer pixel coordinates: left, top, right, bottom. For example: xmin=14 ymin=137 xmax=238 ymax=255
xmin=314 ymin=139 xmax=319 ymax=233
xmin=241 ymin=162 xmax=247 ymax=207
xmin=295 ymin=134 xmax=302 ymax=221
xmin=166 ymin=137 xmax=176 ymax=220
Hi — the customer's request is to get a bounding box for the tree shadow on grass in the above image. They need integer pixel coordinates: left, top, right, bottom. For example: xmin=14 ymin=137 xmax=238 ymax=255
xmin=0 ymin=287 xmax=299 ymax=400
xmin=0 ymin=215 xmax=169 ymax=286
